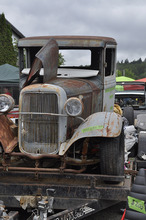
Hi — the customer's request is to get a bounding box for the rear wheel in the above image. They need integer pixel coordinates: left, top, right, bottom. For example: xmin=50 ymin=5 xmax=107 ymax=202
xmin=100 ymin=128 xmax=124 ymax=176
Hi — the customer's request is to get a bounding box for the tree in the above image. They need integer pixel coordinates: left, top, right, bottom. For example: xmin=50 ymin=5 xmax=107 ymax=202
xmin=124 ymin=59 xmax=129 ymax=64
xmin=116 ymin=69 xmax=122 ymax=77
xmin=0 ymin=13 xmax=17 ymax=66
xmin=58 ymin=53 xmax=65 ymax=66
xmin=124 ymin=68 xmax=135 ymax=79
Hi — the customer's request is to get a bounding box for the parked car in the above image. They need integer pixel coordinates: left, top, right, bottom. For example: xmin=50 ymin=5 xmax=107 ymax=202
xmin=115 ymin=81 xmax=146 ymax=125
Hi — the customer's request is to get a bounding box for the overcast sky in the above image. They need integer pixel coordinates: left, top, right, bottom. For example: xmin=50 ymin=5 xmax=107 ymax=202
xmin=1 ymin=0 xmax=146 ymax=62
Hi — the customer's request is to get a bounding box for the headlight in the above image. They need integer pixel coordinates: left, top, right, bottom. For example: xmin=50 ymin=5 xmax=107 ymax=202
xmin=64 ymin=97 xmax=83 ymax=116
xmin=0 ymin=94 xmax=15 ymax=113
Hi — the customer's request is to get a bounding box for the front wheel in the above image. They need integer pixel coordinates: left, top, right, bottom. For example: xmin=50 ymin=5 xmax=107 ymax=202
xmin=100 ymin=128 xmax=124 ymax=176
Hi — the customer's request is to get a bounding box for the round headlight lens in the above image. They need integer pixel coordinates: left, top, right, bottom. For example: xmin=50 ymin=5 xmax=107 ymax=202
xmin=64 ymin=97 xmax=83 ymax=116
xmin=0 ymin=94 xmax=15 ymax=113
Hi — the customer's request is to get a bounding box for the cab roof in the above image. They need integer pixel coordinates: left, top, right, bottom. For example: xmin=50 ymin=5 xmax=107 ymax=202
xmin=18 ymin=35 xmax=117 ymax=48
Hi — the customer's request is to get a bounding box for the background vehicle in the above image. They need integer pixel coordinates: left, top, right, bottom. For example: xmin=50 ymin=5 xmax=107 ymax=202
xmin=0 ymin=36 xmax=126 ymax=218
xmin=115 ymin=82 xmax=146 ymax=166
xmin=115 ymin=81 xmax=146 ymax=125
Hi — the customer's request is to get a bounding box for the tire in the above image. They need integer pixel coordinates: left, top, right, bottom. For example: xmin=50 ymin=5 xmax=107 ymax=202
xmin=123 ymin=106 xmax=134 ymax=125
xmin=138 ymin=132 xmax=146 ymax=155
xmin=100 ymin=128 xmax=124 ymax=176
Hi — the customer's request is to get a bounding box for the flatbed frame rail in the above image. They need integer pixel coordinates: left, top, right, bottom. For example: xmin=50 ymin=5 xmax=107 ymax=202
xmin=0 ymin=171 xmax=132 ymax=209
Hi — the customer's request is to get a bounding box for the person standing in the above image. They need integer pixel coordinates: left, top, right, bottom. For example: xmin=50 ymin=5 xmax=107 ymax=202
xmin=3 ymin=87 xmax=12 ymax=96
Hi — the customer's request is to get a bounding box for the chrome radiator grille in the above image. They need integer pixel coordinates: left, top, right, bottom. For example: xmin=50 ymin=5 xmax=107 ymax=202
xmin=20 ymin=93 xmax=59 ymax=154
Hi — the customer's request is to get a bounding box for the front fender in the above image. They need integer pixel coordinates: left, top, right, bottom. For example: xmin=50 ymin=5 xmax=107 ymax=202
xmin=0 ymin=115 xmax=18 ymax=153
xmin=59 ymin=112 xmax=122 ymax=155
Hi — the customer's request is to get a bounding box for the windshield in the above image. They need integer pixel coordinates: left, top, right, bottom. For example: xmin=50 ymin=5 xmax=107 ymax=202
xmin=21 ymin=47 xmax=102 ymax=79
xmin=59 ymin=49 xmax=91 ymax=67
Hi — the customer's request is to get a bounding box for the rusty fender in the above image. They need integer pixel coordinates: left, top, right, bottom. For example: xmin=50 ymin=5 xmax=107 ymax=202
xmin=0 ymin=115 xmax=18 ymax=153
xmin=59 ymin=112 xmax=122 ymax=155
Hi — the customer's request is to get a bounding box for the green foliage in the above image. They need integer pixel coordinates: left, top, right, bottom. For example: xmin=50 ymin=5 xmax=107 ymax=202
xmin=0 ymin=13 xmax=17 ymax=66
xmin=116 ymin=69 xmax=122 ymax=77
xmin=58 ymin=53 xmax=65 ymax=66
xmin=117 ymin=58 xmax=146 ymax=79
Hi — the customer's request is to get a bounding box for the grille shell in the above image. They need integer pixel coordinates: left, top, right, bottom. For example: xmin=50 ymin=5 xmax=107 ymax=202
xmin=19 ymin=84 xmax=67 ymax=155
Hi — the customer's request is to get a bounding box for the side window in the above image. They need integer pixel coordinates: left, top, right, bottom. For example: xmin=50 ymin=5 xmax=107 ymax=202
xmin=105 ymin=48 xmax=115 ymax=76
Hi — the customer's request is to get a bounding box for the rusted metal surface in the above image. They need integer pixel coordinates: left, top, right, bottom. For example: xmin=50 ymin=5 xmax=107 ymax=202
xmin=49 ymin=77 xmax=102 ymax=138
xmin=18 ymin=36 xmax=117 ymax=48
xmin=19 ymin=83 xmax=67 ymax=156
xmin=64 ymin=157 xmax=99 ymax=166
xmin=0 ymin=150 xmax=98 ymax=171
xmin=16 ymin=195 xmax=37 ymax=210
xmin=78 ymin=78 xmax=102 ymax=114
xmin=10 ymin=152 xmax=60 ymax=159
xmin=82 ymin=138 xmax=89 ymax=156
xmin=23 ymin=38 xmax=58 ymax=87
xmin=0 ymin=171 xmax=130 ymax=210
xmin=0 ymin=166 xmax=86 ymax=174
xmin=23 ymin=57 xmax=42 ymax=87
xmin=0 ymin=170 xmax=125 ymax=187
xmin=0 ymin=36 xmax=129 ymax=215
xmin=18 ymin=75 xmax=102 ymax=156
xmin=59 ymin=112 xmax=122 ymax=155
xmin=50 ymin=77 xmax=102 ymax=115
xmin=0 ymin=115 xmax=18 ymax=153
xmin=36 ymin=38 xmax=58 ymax=83
xmin=19 ymin=75 xmax=101 ymax=156
xmin=51 ymin=78 xmax=94 ymax=122
xmin=124 ymin=169 xmax=138 ymax=176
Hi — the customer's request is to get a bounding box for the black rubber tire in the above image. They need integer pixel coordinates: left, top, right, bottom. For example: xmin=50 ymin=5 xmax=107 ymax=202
xmin=123 ymin=106 xmax=134 ymax=125
xmin=100 ymin=128 xmax=124 ymax=176
xmin=125 ymin=168 xmax=146 ymax=219
xmin=125 ymin=209 xmax=146 ymax=220
xmin=138 ymin=132 xmax=146 ymax=155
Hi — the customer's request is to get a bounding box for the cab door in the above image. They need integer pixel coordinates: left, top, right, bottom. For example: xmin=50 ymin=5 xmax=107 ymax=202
xmin=103 ymin=46 xmax=116 ymax=112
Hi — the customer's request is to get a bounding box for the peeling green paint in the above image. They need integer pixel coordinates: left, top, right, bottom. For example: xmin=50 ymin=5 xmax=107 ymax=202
xmin=105 ymin=86 xmax=115 ymax=93
xmin=109 ymin=94 xmax=113 ymax=99
xmin=82 ymin=125 xmax=104 ymax=133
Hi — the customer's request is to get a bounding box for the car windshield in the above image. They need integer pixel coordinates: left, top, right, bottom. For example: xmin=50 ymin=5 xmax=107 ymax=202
xmin=115 ymin=82 xmax=146 ymax=109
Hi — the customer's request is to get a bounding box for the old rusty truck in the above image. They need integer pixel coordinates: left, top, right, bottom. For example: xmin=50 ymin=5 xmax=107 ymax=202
xmin=0 ymin=36 xmax=131 ymax=219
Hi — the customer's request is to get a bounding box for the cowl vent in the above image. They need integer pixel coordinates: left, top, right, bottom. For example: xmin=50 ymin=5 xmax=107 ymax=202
xmin=23 ymin=38 xmax=59 ymax=87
